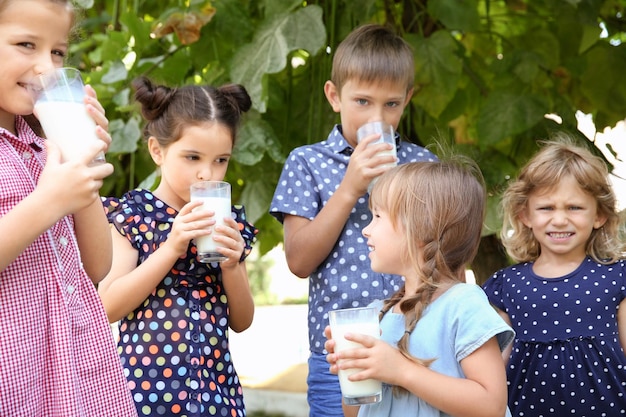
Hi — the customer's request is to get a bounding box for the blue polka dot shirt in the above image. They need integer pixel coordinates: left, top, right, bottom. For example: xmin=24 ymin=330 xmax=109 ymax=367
xmin=269 ymin=125 xmax=437 ymax=353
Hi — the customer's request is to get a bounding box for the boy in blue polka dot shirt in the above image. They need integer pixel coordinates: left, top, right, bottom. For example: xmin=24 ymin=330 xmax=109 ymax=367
xmin=269 ymin=24 xmax=437 ymax=417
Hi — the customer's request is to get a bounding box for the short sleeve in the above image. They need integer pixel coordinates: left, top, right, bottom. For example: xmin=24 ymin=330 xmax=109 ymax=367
xmin=232 ymin=204 xmax=258 ymax=262
xmin=269 ymin=148 xmax=323 ymax=223
xmin=452 ymin=285 xmax=515 ymax=359
xmin=482 ymin=270 xmax=507 ymax=312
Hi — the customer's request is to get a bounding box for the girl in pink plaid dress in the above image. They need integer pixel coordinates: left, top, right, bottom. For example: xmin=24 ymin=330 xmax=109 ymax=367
xmin=0 ymin=1 xmax=137 ymax=416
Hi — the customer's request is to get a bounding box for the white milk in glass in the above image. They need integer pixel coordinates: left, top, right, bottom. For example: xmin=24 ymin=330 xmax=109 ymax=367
xmin=333 ymin=321 xmax=383 ymax=404
xmin=191 ymin=195 xmax=231 ymax=262
xmin=35 ymin=101 xmax=101 ymax=162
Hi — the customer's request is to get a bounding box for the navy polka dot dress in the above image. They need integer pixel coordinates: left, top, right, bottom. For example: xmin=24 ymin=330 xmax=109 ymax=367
xmin=483 ymin=257 xmax=626 ymax=416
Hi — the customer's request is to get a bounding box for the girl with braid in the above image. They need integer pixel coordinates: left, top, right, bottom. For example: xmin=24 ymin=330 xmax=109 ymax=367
xmin=324 ymin=159 xmax=515 ymax=417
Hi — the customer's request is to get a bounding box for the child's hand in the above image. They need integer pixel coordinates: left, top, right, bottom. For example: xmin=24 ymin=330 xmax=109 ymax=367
xmin=84 ymin=84 xmax=112 ymax=152
xmin=324 ymin=325 xmax=340 ymax=375
xmin=168 ymin=201 xmax=216 ymax=256
xmin=214 ymin=216 xmax=246 ymax=269
xmin=37 ymin=140 xmax=113 ymax=217
xmin=330 ymin=330 xmax=404 ymax=387
xmin=343 ymin=134 xmax=396 ymax=195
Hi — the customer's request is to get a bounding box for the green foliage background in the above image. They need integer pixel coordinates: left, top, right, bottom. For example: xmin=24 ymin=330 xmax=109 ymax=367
xmin=70 ymin=0 xmax=626 ymax=281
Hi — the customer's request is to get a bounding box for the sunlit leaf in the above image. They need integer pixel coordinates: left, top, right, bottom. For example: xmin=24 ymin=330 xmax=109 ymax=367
xmin=152 ymin=4 xmax=217 ymax=45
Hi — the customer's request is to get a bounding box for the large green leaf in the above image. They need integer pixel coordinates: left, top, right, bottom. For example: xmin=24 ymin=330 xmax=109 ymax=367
xmin=230 ymin=5 xmax=326 ymax=112
xmin=410 ymin=32 xmax=463 ymax=118
xmin=581 ymin=42 xmax=626 ymax=127
xmin=476 ymin=91 xmax=549 ymax=146
xmin=428 ymin=0 xmax=481 ymax=32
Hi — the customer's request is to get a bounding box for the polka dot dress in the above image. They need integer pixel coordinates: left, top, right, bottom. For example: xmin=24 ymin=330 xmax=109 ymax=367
xmin=103 ymin=189 xmax=258 ymax=417
xmin=483 ymin=257 xmax=626 ymax=416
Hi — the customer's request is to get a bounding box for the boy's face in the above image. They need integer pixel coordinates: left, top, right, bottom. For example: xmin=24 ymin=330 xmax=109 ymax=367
xmin=324 ymin=78 xmax=413 ymax=148
xmin=0 ymin=0 xmax=71 ymax=131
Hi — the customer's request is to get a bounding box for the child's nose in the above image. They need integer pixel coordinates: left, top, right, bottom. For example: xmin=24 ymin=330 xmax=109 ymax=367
xmin=197 ymin=167 xmax=212 ymax=181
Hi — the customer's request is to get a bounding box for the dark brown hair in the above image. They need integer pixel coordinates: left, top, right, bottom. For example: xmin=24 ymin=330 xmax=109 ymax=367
xmin=132 ymin=76 xmax=252 ymax=147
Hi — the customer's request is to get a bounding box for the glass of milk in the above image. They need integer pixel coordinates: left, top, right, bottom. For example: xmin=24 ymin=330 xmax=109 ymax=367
xmin=328 ymin=306 xmax=382 ymax=405
xmin=190 ymin=181 xmax=232 ymax=263
xmin=356 ymin=121 xmax=397 ymax=192
xmin=34 ymin=68 xmax=105 ymax=164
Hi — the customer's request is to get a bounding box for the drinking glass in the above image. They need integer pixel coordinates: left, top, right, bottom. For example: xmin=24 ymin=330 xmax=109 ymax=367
xmin=328 ymin=306 xmax=382 ymax=405
xmin=190 ymin=181 xmax=232 ymax=263
xmin=34 ymin=67 xmax=105 ymax=163
xmin=356 ymin=121 xmax=397 ymax=191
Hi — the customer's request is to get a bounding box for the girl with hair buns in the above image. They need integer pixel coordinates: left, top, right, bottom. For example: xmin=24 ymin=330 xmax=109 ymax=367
xmin=325 ymin=159 xmax=514 ymax=417
xmin=99 ymin=77 xmax=258 ymax=417
xmin=483 ymin=138 xmax=626 ymax=416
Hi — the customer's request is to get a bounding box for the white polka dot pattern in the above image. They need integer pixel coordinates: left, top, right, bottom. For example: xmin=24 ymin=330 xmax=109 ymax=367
xmin=483 ymin=257 xmax=626 ymax=416
xmin=270 ymin=125 xmax=437 ymax=354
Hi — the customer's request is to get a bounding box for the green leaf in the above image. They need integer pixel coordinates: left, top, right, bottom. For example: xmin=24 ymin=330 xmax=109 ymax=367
xmin=235 ymin=115 xmax=284 ymax=165
xmin=427 ymin=0 xmax=480 ymax=32
xmin=109 ymin=118 xmax=141 ymax=154
xmin=409 ymin=32 xmax=462 ymax=118
xmin=476 ymin=92 xmax=548 ymax=146
xmin=101 ymin=61 xmax=129 ymax=84
xmin=240 ymin=178 xmax=276 ymax=225
xmin=581 ymin=42 xmax=626 ymax=127
xmin=230 ymin=5 xmax=326 ymax=112
xmin=75 ymin=0 xmax=94 ymax=8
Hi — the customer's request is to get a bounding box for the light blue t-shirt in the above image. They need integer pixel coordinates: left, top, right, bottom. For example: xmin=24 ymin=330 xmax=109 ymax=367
xmin=269 ymin=125 xmax=437 ymax=353
xmin=360 ymin=284 xmax=514 ymax=417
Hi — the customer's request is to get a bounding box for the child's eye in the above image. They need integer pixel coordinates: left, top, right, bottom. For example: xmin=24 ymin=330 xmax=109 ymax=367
xmin=52 ymin=49 xmax=66 ymax=58
xmin=386 ymin=101 xmax=400 ymax=108
xmin=186 ymin=155 xmax=200 ymax=161
xmin=356 ymin=98 xmax=368 ymax=106
xmin=216 ymin=157 xmax=230 ymax=164
xmin=18 ymin=42 xmax=35 ymax=49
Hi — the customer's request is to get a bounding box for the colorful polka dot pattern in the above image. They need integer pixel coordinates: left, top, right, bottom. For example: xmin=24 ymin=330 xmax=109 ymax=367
xmin=103 ymin=189 xmax=258 ymax=417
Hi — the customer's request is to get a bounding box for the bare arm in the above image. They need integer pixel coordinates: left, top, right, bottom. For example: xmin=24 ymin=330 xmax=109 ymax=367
xmin=98 ymin=200 xmax=213 ymax=322
xmin=97 ymin=226 xmax=182 ymax=322
xmin=331 ymin=333 xmax=508 ymax=417
xmin=74 ymin=199 xmax=112 ymax=283
xmin=0 ymin=141 xmax=111 ymax=272
xmin=283 ymin=137 xmax=392 ymax=278
xmin=618 ymin=297 xmax=626 ymax=354
xmin=212 ymin=218 xmax=254 ymax=333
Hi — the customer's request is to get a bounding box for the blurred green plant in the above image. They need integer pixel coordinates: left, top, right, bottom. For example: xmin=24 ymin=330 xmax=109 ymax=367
xmin=70 ymin=0 xmax=626 ymax=281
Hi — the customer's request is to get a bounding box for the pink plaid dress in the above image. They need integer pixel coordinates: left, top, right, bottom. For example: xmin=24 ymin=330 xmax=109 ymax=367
xmin=0 ymin=117 xmax=137 ymax=417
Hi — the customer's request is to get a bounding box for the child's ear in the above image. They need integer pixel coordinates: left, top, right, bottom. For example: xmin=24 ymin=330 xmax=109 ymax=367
xmin=519 ymin=209 xmax=531 ymax=228
xmin=594 ymin=213 xmax=608 ymax=229
xmin=324 ymin=80 xmax=341 ymax=113
xmin=147 ymin=136 xmax=163 ymax=166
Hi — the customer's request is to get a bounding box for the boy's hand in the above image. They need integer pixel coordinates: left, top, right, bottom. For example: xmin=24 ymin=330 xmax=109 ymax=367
xmin=342 ymin=135 xmax=396 ymax=196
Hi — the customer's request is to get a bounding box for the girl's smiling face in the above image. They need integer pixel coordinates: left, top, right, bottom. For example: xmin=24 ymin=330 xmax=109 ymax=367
xmin=149 ymin=122 xmax=233 ymax=211
xmin=0 ymin=0 xmax=72 ymax=132
xmin=362 ymin=204 xmax=408 ymax=277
